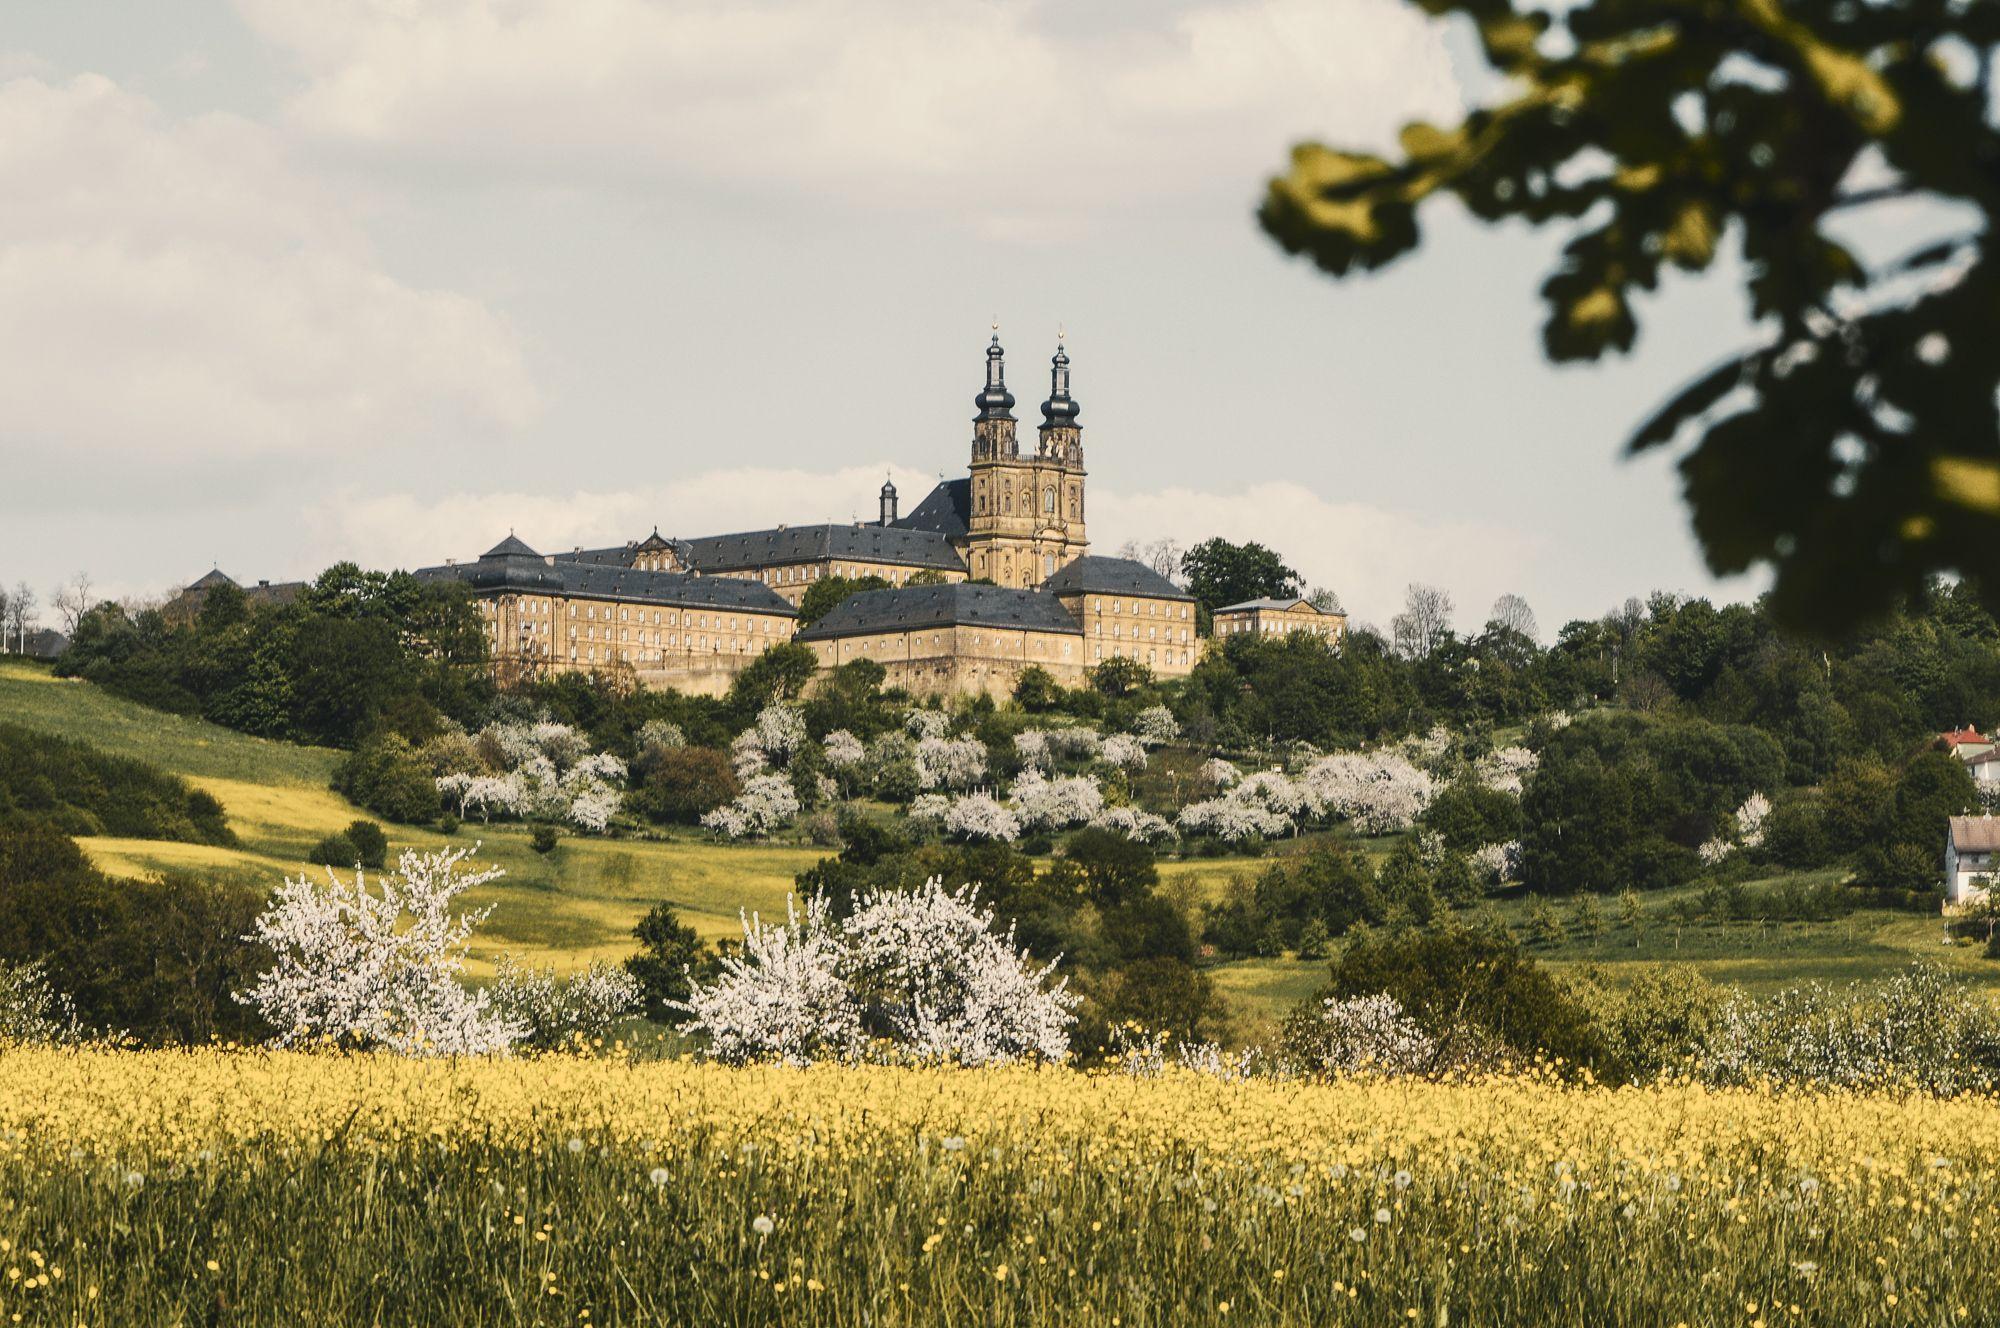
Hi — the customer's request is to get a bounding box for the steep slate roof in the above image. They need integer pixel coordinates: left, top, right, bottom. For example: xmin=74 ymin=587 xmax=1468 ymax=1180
xmin=417 ymin=548 xmax=795 ymax=616
xmin=796 ymin=583 xmax=1082 ymax=641
xmin=682 ymin=522 xmax=964 ymax=573
xmin=894 ymin=479 xmax=971 ymax=539
xmin=483 ymin=534 xmax=541 ymax=559
xmin=1041 ymin=556 xmax=1193 ymax=601
xmin=1216 ymin=596 xmax=1331 ymax=615
xmin=1951 ymin=816 xmax=2000 ymax=851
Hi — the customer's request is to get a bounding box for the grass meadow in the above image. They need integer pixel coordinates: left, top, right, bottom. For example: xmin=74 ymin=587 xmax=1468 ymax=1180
xmin=1 ymin=1046 xmax=1995 ymax=1327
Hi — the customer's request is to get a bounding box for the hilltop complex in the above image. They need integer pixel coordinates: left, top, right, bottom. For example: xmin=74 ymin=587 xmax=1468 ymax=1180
xmin=189 ymin=332 xmax=1346 ymax=698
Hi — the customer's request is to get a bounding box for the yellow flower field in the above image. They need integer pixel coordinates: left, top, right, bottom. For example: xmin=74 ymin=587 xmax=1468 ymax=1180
xmin=0 ymin=1048 xmax=1995 ymax=1325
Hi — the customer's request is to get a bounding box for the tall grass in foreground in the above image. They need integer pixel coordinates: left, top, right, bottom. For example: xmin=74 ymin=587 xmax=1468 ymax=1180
xmin=0 ymin=1050 xmax=1994 ymax=1326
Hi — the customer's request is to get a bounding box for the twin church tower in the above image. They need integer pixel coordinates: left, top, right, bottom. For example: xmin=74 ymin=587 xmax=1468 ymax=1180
xmin=886 ymin=329 xmax=1090 ymax=589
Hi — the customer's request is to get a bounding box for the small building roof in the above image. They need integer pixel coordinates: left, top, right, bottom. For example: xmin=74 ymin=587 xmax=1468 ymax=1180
xmin=1041 ymin=555 xmax=1192 ymax=602
xmin=482 ymin=533 xmax=541 ymax=560
xmin=1951 ymin=816 xmax=2000 ymax=852
xmin=797 ymin=583 xmax=1082 ymax=641
xmin=1215 ymin=596 xmax=1335 ymax=616
xmin=683 ymin=522 xmax=965 ymax=573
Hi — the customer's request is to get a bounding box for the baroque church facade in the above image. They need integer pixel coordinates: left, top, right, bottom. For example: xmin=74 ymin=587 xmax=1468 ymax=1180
xmin=413 ymin=333 xmax=1200 ymax=698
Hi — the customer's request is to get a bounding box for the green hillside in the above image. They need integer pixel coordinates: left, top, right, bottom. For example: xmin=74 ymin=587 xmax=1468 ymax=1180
xmin=5 ymin=657 xmax=1994 ymax=1033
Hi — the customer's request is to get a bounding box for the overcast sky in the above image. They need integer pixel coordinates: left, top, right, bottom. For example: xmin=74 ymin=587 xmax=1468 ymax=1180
xmin=1 ymin=0 xmax=1765 ymax=636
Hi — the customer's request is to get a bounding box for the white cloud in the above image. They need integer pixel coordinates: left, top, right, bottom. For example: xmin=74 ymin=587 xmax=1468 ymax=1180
xmin=0 ymin=73 xmax=534 ymax=463
xmin=309 ymin=465 xmax=1543 ymax=632
xmin=237 ymin=0 xmax=1462 ymax=230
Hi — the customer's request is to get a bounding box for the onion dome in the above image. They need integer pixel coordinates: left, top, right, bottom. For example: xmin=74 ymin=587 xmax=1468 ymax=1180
xmin=1040 ymin=339 xmax=1079 ymax=427
xmin=974 ymin=332 xmax=1016 ymax=420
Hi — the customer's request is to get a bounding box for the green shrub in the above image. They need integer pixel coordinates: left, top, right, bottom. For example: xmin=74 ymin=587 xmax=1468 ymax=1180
xmin=0 ymin=827 xmax=269 ymax=1044
xmin=308 ymin=832 xmax=361 ymax=867
xmin=1321 ymin=923 xmax=1614 ymax=1072
xmin=0 ymin=723 xmax=236 ymax=846
xmin=331 ymin=732 xmax=442 ymax=825
xmin=344 ymin=820 xmax=388 ymax=869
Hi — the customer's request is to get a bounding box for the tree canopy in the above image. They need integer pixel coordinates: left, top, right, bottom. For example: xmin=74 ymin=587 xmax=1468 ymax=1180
xmin=1261 ymin=0 xmax=2000 ymax=634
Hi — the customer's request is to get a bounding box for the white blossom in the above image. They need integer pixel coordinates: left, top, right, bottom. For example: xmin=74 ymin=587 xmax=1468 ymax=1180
xmin=1298 ymin=751 xmax=1435 ymax=834
xmin=1099 ymin=734 xmax=1148 ymax=772
xmin=237 ymin=845 xmax=524 ymax=1056
xmin=1088 ymin=806 xmax=1179 ymax=843
xmin=675 ymin=895 xmax=865 ymax=1066
xmin=702 ymin=773 xmax=801 ymax=839
xmin=822 ymin=729 xmax=866 ymax=769
xmin=485 ymin=956 xmax=639 ymax=1049
xmin=730 ymin=729 xmax=771 ymax=781
xmin=941 ymin=793 xmax=1021 ymax=843
xmin=1198 ymin=758 xmax=1241 ymax=791
xmin=635 ymin=719 xmax=685 ymax=752
xmin=678 ymin=880 xmax=1076 ymax=1066
xmin=1472 ymin=840 xmax=1522 ymax=884
xmin=1132 ymin=706 xmax=1180 ymax=746
xmin=907 ymin=792 xmax=953 ymax=824
xmin=917 ymin=735 xmax=988 ymax=791
xmin=1177 ymin=796 xmax=1292 ymax=842
xmin=842 ymin=879 xmax=1075 ymax=1065
xmin=754 ymin=705 xmax=809 ymax=763
xmin=1009 ymin=770 xmax=1105 ymax=832
xmin=1282 ymin=994 xmax=1438 ymax=1077
xmin=1475 ymin=746 xmax=1539 ymax=797
xmin=1736 ymin=792 xmax=1772 ymax=848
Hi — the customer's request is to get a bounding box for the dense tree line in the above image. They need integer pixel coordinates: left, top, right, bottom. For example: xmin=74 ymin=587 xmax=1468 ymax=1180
xmin=58 ymin=565 xmax=494 ymax=749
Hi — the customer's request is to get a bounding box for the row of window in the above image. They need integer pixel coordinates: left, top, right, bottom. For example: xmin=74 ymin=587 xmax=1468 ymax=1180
xmin=1087 ymin=598 xmax=1191 ymax=620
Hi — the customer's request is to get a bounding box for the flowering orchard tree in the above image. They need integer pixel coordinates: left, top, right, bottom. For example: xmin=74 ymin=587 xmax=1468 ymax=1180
xmin=1736 ymin=792 xmax=1772 ymax=848
xmin=1089 ymin=806 xmax=1179 ymax=844
xmin=238 ymin=846 xmax=523 ymax=1056
xmin=1471 ymin=840 xmax=1522 ymax=885
xmin=1199 ymin=758 xmax=1242 ymax=791
xmin=1099 ymin=734 xmax=1148 ymax=772
xmin=677 ymin=881 xmax=1075 ymax=1066
xmin=676 ymin=895 xmax=865 ymax=1066
xmin=916 ymin=736 xmax=988 ymax=791
xmin=1132 ymin=706 xmax=1180 ymax=746
xmin=436 ymin=721 xmax=627 ymax=832
xmin=844 ymin=880 xmax=1076 ymax=1065
xmin=1010 ymin=770 xmax=1105 ymax=832
xmin=941 ymin=793 xmax=1021 ymax=843
xmin=730 ymin=730 xmax=771 ymax=781
xmin=822 ymin=729 xmax=865 ymax=770
xmin=754 ymin=705 xmax=809 ymax=762
xmin=486 ymin=956 xmax=640 ymax=1050
xmin=702 ymin=773 xmax=802 ymax=839
xmin=1300 ymin=751 xmax=1436 ymax=834
xmin=907 ymin=793 xmax=952 ymax=825
xmin=1177 ymin=796 xmax=1293 ymax=842
xmin=1475 ymin=746 xmax=1539 ymax=797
